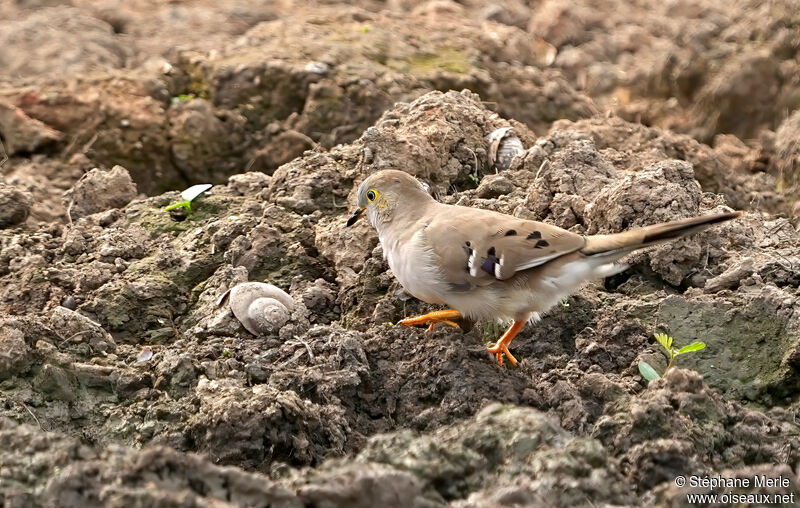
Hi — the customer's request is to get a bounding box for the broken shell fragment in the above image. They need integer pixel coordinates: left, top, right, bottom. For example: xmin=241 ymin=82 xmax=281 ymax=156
xmin=137 ymin=347 xmax=153 ymax=362
xmin=217 ymin=282 xmax=295 ymax=336
xmin=486 ymin=127 xmax=524 ymax=171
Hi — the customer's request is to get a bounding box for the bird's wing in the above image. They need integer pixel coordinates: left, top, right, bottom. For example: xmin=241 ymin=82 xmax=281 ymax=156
xmin=422 ymin=204 xmax=586 ymax=287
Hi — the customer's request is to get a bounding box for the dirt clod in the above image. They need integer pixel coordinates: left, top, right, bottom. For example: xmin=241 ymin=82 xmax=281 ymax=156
xmin=1 ymin=1 xmax=799 ymax=505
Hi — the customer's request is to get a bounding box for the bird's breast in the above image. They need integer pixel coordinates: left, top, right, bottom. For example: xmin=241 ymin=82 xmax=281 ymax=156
xmin=381 ymin=229 xmax=445 ymax=305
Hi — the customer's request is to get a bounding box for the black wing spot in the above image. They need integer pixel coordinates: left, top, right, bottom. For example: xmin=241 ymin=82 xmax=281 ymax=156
xmin=487 ymin=246 xmax=496 ymax=256
xmin=449 ymin=281 xmax=472 ymax=292
xmin=527 ymin=231 xmax=542 ymax=240
xmin=534 ymin=239 xmax=550 ymax=248
xmin=505 ymin=229 xmax=517 ymax=236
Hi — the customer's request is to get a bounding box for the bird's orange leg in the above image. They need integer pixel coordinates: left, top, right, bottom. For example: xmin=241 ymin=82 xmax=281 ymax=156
xmin=397 ymin=309 xmax=463 ymax=331
xmin=487 ymin=320 xmax=525 ymax=367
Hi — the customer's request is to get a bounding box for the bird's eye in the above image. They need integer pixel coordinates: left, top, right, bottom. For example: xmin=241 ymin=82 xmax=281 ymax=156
xmin=367 ymin=189 xmax=379 ymax=202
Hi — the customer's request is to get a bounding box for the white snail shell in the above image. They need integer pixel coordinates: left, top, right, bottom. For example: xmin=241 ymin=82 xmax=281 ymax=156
xmin=216 ymin=282 xmax=295 ymax=336
xmin=486 ymin=127 xmax=524 ymax=171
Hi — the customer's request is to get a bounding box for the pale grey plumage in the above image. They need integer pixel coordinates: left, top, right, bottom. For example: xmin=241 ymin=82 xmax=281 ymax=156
xmin=348 ymin=169 xmax=741 ymax=366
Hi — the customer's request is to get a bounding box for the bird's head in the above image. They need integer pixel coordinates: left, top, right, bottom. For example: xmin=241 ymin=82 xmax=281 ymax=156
xmin=346 ymin=170 xmax=433 ymax=229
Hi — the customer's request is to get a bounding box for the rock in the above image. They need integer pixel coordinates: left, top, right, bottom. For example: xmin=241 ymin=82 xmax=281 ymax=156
xmin=296 ymin=464 xmax=441 ymax=508
xmin=167 ymin=98 xmax=248 ymax=183
xmin=63 ymin=166 xmax=137 ymax=221
xmin=525 ymin=136 xmax=617 ymax=228
xmin=0 ymin=184 xmax=33 ymax=228
xmin=154 ymin=352 xmax=198 ymax=399
xmin=300 ymin=279 xmax=338 ymax=324
xmin=594 ymin=368 xmax=800 ymax=490
xmin=653 ymin=287 xmax=800 ymax=403
xmin=0 ymin=7 xmax=130 ymax=79
xmin=0 ymin=324 xmax=33 ymax=380
xmin=475 ymin=174 xmax=514 ymax=198
xmin=0 ymin=102 xmax=62 ymax=155
xmin=775 ymin=109 xmax=800 ymax=191
xmin=703 ymin=257 xmax=755 ymax=293
xmin=528 ymin=0 xmax=598 ymax=48
xmin=352 ymin=404 xmax=635 ymax=506
xmin=255 ymin=130 xmax=316 ymax=172
xmin=49 ymin=306 xmax=116 ymax=354
xmin=696 ymin=50 xmax=783 ymax=140
xmin=480 ymin=0 xmax=531 ymax=29
xmin=33 ymin=364 xmax=76 ymax=402
xmin=0 ymin=419 xmax=302 ymax=508
xmin=186 ymin=378 xmax=349 ymax=468
xmin=227 ymin=172 xmax=271 ymax=196
xmin=586 ymin=160 xmax=703 ymax=285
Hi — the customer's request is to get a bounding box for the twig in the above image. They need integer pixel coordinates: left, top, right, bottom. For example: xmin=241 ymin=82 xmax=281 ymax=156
xmin=276 ymin=349 xmax=305 ymax=369
xmin=535 ymin=159 xmax=550 ymax=180
xmin=0 ymin=137 xmax=7 ymax=170
xmin=284 ymin=340 xmax=315 ymax=364
xmin=166 ymin=309 xmax=181 ymax=341
xmin=463 ymin=146 xmax=479 ymax=175
xmin=58 ymin=329 xmax=95 ymax=348
xmin=331 ymin=193 xmax=349 ymax=209
xmin=292 ymin=130 xmax=320 ymax=150
xmin=767 ymin=219 xmax=792 ymax=237
xmin=298 ymin=341 xmax=315 ymax=363
xmin=80 ymin=133 xmax=98 ymax=154
xmin=6 ymin=395 xmax=45 ymax=431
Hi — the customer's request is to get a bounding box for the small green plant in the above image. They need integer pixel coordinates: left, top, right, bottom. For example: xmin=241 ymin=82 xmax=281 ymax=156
xmin=164 ymin=183 xmax=213 ymax=215
xmin=638 ymin=332 xmax=705 ymax=382
xmin=222 ymin=349 xmax=232 ymax=358
xmin=560 ymin=299 xmax=570 ymax=310
xmin=360 ymin=25 xmax=371 ymax=33
xmin=171 ymin=93 xmax=196 ymax=104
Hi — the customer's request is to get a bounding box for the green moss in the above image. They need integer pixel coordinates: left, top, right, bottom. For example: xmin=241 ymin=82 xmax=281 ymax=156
xmin=386 ymin=48 xmax=474 ymax=75
xmin=652 ymin=296 xmax=799 ymax=405
xmin=29 ymin=268 xmax=47 ymax=285
xmin=99 ymin=273 xmax=183 ymax=333
xmin=137 ymin=197 xmax=228 ymax=236
xmin=185 ymin=62 xmax=211 ymax=100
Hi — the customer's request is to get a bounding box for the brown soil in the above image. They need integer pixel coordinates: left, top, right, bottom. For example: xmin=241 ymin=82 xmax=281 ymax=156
xmin=1 ymin=1 xmax=799 ymax=506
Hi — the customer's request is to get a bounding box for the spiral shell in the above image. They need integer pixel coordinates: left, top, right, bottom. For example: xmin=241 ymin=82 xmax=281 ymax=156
xmin=216 ymin=282 xmax=295 ymax=336
xmin=486 ymin=127 xmax=524 ymax=171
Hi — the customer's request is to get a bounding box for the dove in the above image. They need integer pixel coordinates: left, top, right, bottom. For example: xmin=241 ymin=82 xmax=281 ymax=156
xmin=347 ymin=170 xmax=740 ymax=366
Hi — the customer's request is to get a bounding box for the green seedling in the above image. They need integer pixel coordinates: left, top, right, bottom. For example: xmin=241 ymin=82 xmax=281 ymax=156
xmin=164 ymin=184 xmax=213 ymax=215
xmin=360 ymin=25 xmax=371 ymax=33
xmin=171 ymin=93 xmax=196 ymax=104
xmin=638 ymin=332 xmax=705 ymax=382
xmin=560 ymin=299 xmax=570 ymax=310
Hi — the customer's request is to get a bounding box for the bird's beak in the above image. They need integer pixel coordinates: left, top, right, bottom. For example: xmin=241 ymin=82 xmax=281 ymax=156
xmin=346 ymin=207 xmax=365 ymax=227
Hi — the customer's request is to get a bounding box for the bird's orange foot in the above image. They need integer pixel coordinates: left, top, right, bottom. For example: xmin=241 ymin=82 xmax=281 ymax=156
xmin=487 ymin=341 xmax=517 ymax=367
xmin=487 ymin=320 xmax=526 ymax=367
xmin=398 ymin=309 xmax=463 ymax=332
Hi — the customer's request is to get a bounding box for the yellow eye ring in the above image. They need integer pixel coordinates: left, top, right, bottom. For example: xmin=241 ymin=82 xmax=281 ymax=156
xmin=366 ymin=189 xmax=379 ymax=202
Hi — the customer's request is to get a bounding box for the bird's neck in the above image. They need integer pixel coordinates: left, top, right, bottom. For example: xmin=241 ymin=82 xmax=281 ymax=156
xmin=373 ymin=199 xmax=436 ymax=242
